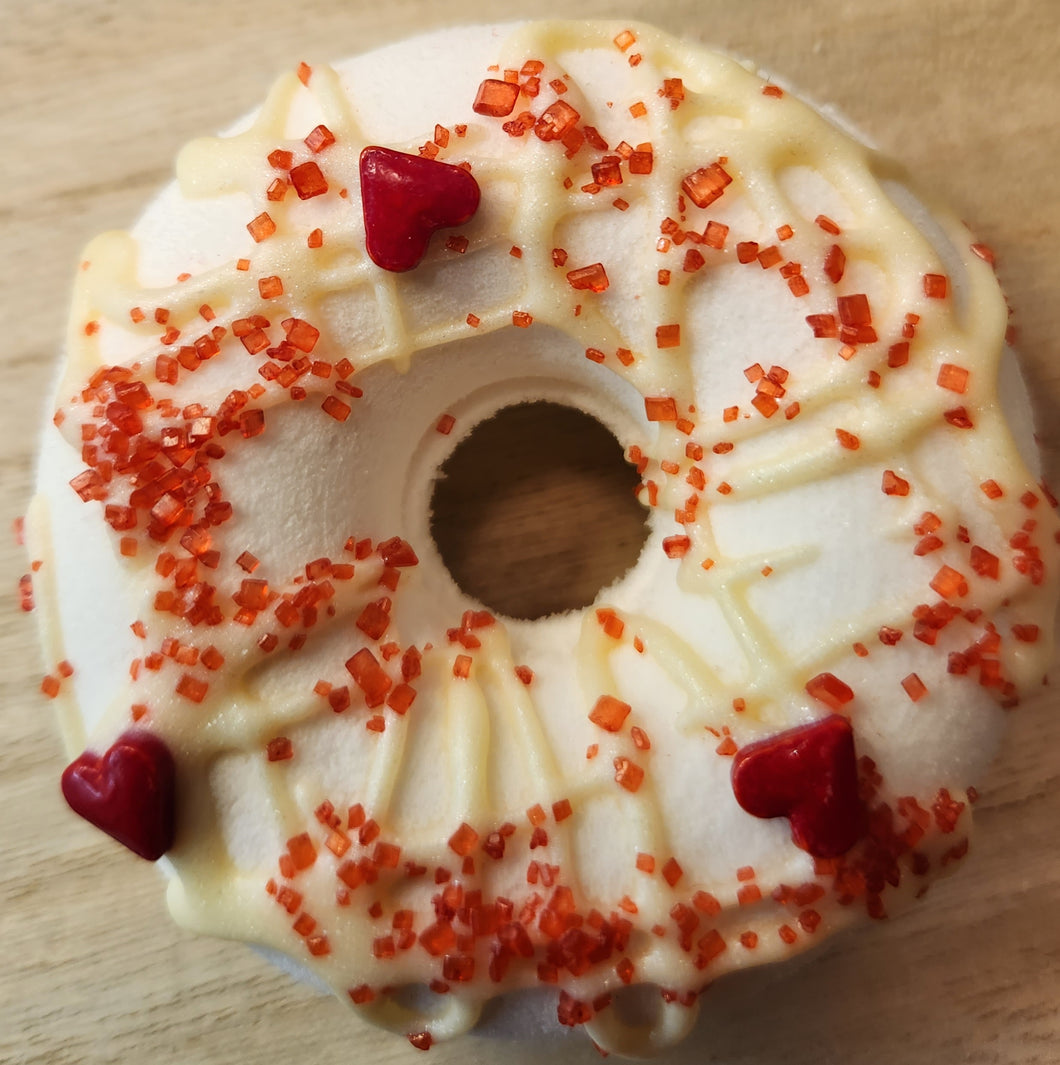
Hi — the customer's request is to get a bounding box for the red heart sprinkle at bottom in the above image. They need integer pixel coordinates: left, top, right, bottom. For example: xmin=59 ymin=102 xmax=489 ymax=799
xmin=61 ymin=731 xmax=176 ymax=861
xmin=731 ymin=715 xmax=867 ymax=858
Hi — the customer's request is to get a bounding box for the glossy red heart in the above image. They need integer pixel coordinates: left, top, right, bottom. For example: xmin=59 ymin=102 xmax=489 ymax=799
xmin=61 ymin=731 xmax=176 ymax=861
xmin=360 ymin=146 xmax=481 ymax=272
xmin=731 ymin=715 xmax=867 ymax=858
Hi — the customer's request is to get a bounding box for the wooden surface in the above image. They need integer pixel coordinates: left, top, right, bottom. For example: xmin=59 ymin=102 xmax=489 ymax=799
xmin=2 ymin=1 xmax=1059 ymax=1063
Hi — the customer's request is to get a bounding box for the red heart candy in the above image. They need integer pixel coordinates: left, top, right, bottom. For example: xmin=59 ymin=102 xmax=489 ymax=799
xmin=360 ymin=146 xmax=481 ymax=272
xmin=61 ymin=731 xmax=176 ymax=861
xmin=730 ymin=715 xmax=867 ymax=858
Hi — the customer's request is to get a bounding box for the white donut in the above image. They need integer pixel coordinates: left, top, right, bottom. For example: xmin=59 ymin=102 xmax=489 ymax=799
xmin=27 ymin=20 xmax=1059 ymax=1056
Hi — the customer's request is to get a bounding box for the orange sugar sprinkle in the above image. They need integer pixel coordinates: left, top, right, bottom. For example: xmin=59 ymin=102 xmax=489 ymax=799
xmin=636 ymin=853 xmax=656 ymax=873
xmin=614 ymin=29 xmax=637 ymax=51
xmin=836 ymin=429 xmax=860 ymax=450
xmin=176 ymin=674 xmax=208 ymax=704
xmin=512 ymin=311 xmax=533 ymax=328
xmin=436 ymin=413 xmax=456 ymax=435
xmin=655 ymin=324 xmax=681 ymax=349
xmin=247 ymin=213 xmax=276 ymax=243
xmin=614 ymin=757 xmax=645 ymax=793
xmin=930 ymin=565 xmax=968 ymax=599
xmin=258 ymin=276 xmax=283 ymax=299
xmin=589 ymin=694 xmax=631 ymax=732
xmin=757 ymin=245 xmax=782 ymax=269
xmin=937 ymin=363 xmax=969 ymax=393
xmin=453 ymin=654 xmax=472 ymax=679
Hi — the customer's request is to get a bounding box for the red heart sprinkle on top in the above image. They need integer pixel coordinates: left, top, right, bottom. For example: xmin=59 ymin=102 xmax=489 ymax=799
xmin=360 ymin=146 xmax=481 ymax=272
xmin=731 ymin=715 xmax=867 ymax=858
xmin=61 ymin=731 xmax=176 ymax=861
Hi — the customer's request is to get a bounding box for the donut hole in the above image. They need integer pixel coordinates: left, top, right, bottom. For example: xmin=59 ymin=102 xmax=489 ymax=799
xmin=429 ymin=401 xmax=649 ymax=620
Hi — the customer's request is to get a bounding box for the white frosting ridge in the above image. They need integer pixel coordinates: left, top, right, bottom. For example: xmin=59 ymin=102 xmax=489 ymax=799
xmin=27 ymin=20 xmax=1059 ymax=1057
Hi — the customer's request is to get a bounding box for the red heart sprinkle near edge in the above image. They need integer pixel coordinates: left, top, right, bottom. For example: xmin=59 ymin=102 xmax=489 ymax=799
xmin=360 ymin=146 xmax=481 ymax=272
xmin=731 ymin=715 xmax=867 ymax=858
xmin=61 ymin=731 xmax=176 ymax=861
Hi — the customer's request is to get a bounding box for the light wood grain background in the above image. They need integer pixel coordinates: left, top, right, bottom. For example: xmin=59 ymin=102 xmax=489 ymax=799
xmin=2 ymin=1 xmax=1059 ymax=1063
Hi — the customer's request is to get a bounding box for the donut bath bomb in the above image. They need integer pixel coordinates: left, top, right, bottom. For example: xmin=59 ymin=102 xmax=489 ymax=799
xmin=27 ymin=20 xmax=1060 ymax=1057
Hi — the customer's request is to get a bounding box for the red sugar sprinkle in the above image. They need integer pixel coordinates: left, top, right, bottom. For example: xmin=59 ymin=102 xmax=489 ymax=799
xmin=923 ymin=273 xmax=948 ymax=299
xmin=882 ymin=470 xmax=910 ymax=496
xmin=448 ymin=822 xmax=478 ymax=857
xmin=345 ymin=647 xmax=392 ymax=706
xmin=737 ymin=884 xmax=762 ymax=906
xmin=322 ymin=395 xmax=352 ymax=422
xmin=681 ymin=162 xmax=732 ymax=209
xmin=535 ymin=100 xmax=580 ymax=141
xmin=566 ymin=263 xmax=609 ymax=292
xmin=836 ymin=429 xmax=860 ymax=451
xmin=824 ymin=244 xmax=846 ymax=284
xmin=970 ymin=546 xmax=1000 ymax=579
xmin=290 ymin=160 xmax=328 ymax=199
xmin=305 ymin=124 xmax=335 ymax=153
xmin=473 ymin=79 xmax=520 ymax=117
xmin=805 ymin=672 xmax=854 ymax=711
xmin=901 ymin=673 xmax=928 ymax=702
xmin=662 ymin=858 xmax=683 ymax=887
xmin=266 ymin=737 xmax=293 ymax=762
